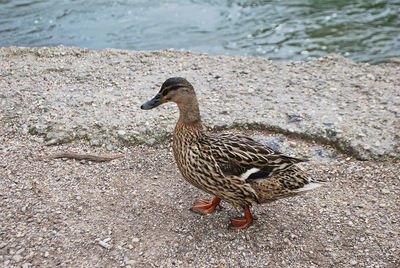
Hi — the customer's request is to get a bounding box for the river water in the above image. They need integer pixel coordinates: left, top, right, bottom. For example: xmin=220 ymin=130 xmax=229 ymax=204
xmin=1 ymin=0 xmax=399 ymax=63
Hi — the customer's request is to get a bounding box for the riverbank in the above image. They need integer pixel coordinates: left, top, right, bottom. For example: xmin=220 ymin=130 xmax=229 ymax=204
xmin=0 ymin=46 xmax=399 ymax=267
xmin=1 ymin=46 xmax=399 ymax=160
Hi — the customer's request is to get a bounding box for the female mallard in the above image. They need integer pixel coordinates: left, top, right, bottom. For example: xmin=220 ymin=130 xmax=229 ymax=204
xmin=141 ymin=77 xmax=322 ymax=229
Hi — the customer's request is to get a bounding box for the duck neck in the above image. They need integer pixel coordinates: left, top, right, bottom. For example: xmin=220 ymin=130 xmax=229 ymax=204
xmin=176 ymin=99 xmax=202 ymax=130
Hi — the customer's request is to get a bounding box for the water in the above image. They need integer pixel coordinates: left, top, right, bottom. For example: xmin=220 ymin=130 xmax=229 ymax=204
xmin=1 ymin=0 xmax=399 ymax=63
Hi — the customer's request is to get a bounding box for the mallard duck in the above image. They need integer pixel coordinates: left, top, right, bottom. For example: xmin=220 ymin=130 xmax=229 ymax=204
xmin=141 ymin=77 xmax=323 ymax=229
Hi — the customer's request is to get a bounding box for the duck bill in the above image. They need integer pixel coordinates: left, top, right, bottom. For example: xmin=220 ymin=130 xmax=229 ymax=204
xmin=141 ymin=93 xmax=163 ymax=110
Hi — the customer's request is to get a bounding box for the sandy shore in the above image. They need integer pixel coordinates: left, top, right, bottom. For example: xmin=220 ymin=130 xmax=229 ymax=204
xmin=1 ymin=46 xmax=399 ymax=267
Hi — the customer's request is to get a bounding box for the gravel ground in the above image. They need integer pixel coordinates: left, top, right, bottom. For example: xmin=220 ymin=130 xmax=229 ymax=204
xmin=1 ymin=46 xmax=400 ymax=267
xmin=1 ymin=46 xmax=399 ymax=160
xmin=1 ymin=129 xmax=399 ymax=267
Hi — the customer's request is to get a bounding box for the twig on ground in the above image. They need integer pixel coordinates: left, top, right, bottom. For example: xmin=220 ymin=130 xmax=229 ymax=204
xmin=37 ymin=152 xmax=124 ymax=162
xmin=31 ymin=179 xmax=40 ymax=196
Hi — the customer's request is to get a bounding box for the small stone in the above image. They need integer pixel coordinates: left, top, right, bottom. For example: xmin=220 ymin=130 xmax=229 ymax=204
xmin=381 ymin=189 xmax=390 ymax=194
xmin=98 ymin=240 xmax=112 ymax=249
xmin=45 ymin=139 xmax=58 ymax=146
xmin=366 ymin=74 xmax=375 ymax=80
xmin=22 ymin=263 xmax=31 ymax=268
xmin=106 ymin=144 xmax=114 ymax=150
xmin=354 ymin=203 xmax=363 ymax=208
xmin=0 ymin=242 xmax=7 ymax=249
xmin=350 ymin=260 xmax=358 ymax=265
xmin=126 ymin=260 xmax=136 ymax=265
xmin=287 ymin=114 xmax=303 ymax=122
xmin=117 ymin=130 xmax=126 ymax=136
xmin=12 ymin=254 xmax=23 ymax=262
xmin=146 ymin=138 xmax=156 ymax=146
xmin=83 ymin=97 xmax=93 ymax=104
xmin=131 ymin=237 xmax=140 ymax=243
xmin=16 ymin=232 xmax=25 ymax=238
xmin=215 ymin=122 xmax=228 ymax=128
xmin=89 ymin=139 xmax=101 ymax=146
xmin=289 ymin=141 xmax=296 ymax=147
xmin=44 ymin=252 xmax=49 ymax=258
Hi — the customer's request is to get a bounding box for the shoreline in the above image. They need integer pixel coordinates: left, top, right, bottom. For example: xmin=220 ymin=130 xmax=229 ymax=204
xmin=1 ymin=46 xmax=399 ymax=160
xmin=1 ymin=46 xmax=399 ymax=267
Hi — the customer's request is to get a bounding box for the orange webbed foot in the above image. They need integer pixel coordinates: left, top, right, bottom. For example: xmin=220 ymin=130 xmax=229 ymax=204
xmin=230 ymin=205 xmax=256 ymax=230
xmin=191 ymin=197 xmax=222 ymax=214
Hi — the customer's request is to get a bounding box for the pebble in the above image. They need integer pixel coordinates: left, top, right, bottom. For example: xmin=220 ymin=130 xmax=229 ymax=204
xmin=117 ymin=130 xmax=126 ymax=136
xmin=215 ymin=122 xmax=228 ymax=128
xmin=98 ymin=240 xmax=112 ymax=249
xmin=146 ymin=138 xmax=156 ymax=146
xmin=126 ymin=260 xmax=136 ymax=265
xmin=89 ymin=139 xmax=101 ymax=146
xmin=381 ymin=188 xmax=390 ymax=194
xmin=350 ymin=260 xmax=358 ymax=265
xmin=12 ymin=254 xmax=23 ymax=262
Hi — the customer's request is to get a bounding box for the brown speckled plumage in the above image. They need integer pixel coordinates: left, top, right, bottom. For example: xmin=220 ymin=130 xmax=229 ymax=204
xmin=141 ymin=77 xmax=323 ymax=229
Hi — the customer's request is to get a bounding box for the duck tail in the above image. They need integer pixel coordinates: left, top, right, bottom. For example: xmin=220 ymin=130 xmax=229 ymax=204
xmin=294 ymin=180 xmax=324 ymax=192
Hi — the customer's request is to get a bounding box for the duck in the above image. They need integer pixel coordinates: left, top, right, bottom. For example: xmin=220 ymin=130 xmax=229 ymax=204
xmin=141 ymin=77 xmax=323 ymax=229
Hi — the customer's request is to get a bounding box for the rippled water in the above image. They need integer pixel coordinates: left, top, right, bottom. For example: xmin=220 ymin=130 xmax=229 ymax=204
xmin=1 ymin=0 xmax=399 ymax=63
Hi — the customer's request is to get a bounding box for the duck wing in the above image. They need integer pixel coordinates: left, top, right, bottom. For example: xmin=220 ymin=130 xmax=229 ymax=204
xmin=201 ymin=133 xmax=307 ymax=177
xmin=185 ymin=142 xmax=259 ymax=206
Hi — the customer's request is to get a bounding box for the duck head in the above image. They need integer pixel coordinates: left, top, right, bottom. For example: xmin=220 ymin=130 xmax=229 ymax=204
xmin=141 ymin=77 xmax=196 ymax=110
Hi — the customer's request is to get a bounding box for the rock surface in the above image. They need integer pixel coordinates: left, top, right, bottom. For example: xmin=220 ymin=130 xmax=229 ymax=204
xmin=0 ymin=45 xmax=399 ymax=266
xmin=1 ymin=46 xmax=399 ymax=160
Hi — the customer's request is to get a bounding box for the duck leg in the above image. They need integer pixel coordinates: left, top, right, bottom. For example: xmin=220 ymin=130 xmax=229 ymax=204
xmin=230 ymin=205 xmax=257 ymax=230
xmin=191 ymin=196 xmax=222 ymax=214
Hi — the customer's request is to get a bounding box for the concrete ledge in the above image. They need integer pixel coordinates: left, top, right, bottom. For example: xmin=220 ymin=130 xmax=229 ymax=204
xmin=1 ymin=46 xmax=399 ymax=160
